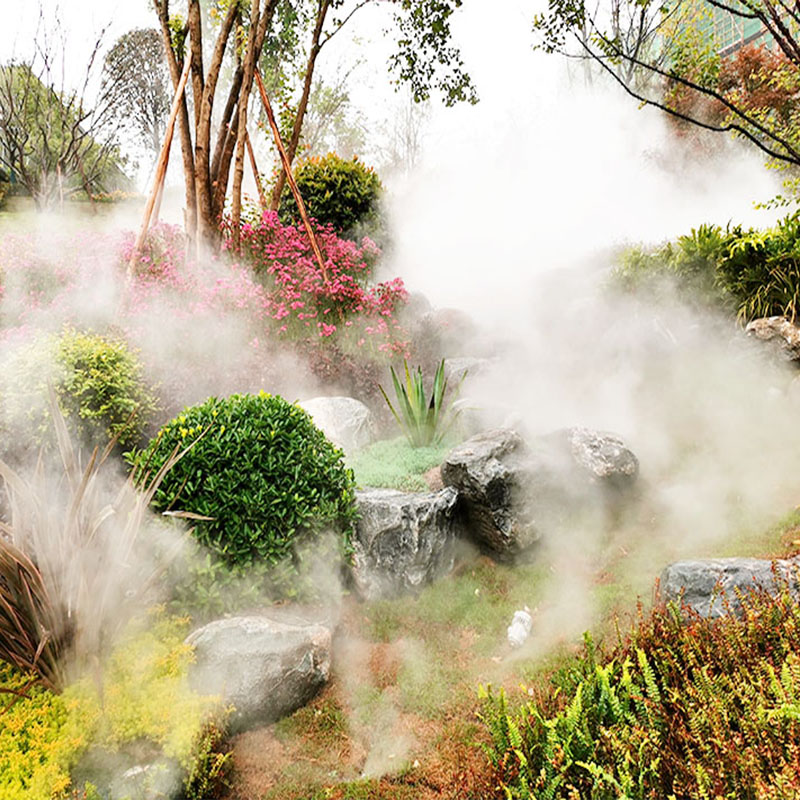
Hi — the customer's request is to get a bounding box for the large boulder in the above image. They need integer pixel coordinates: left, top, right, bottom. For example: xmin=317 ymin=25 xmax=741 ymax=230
xmin=746 ymin=316 xmax=800 ymax=365
xmin=186 ymin=616 xmax=331 ymax=731
xmin=298 ymin=396 xmax=375 ymax=453
xmin=441 ymin=427 xmax=639 ymax=561
xmin=441 ymin=429 xmax=537 ymax=561
xmin=352 ymin=487 xmax=459 ymax=600
xmin=660 ymin=556 xmax=800 ymax=618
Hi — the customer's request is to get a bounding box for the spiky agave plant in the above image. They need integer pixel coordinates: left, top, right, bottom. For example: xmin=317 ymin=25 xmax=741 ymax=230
xmin=379 ymin=359 xmax=465 ymax=448
xmin=0 ymin=393 xmax=186 ymax=691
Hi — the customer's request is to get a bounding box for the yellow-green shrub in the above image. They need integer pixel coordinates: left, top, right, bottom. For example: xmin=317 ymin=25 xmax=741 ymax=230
xmin=0 ymin=611 xmax=225 ymax=799
xmin=0 ymin=663 xmax=90 ymax=800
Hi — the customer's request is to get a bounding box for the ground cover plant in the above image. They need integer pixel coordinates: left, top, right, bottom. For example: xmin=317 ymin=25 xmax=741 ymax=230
xmin=349 ymin=436 xmax=449 ymax=491
xmin=481 ymin=582 xmax=800 ymax=799
xmin=128 ymin=392 xmax=358 ymax=569
xmin=612 ymin=212 xmax=800 ymax=323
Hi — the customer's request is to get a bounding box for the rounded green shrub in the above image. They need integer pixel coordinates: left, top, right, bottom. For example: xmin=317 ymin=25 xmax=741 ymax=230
xmin=278 ymin=152 xmax=383 ymax=236
xmin=128 ymin=392 xmax=358 ymax=567
xmin=2 ymin=327 xmax=157 ymax=455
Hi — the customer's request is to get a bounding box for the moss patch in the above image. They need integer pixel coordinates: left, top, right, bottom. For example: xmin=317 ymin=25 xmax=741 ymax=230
xmin=348 ymin=437 xmax=448 ymax=491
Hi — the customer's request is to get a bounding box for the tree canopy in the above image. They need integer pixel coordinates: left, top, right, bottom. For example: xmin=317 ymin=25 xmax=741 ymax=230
xmin=0 ymin=62 xmax=128 ymax=209
xmin=102 ymin=28 xmax=171 ymax=166
xmin=532 ymin=0 xmax=800 ymax=172
xmin=151 ymin=0 xmax=477 ymax=248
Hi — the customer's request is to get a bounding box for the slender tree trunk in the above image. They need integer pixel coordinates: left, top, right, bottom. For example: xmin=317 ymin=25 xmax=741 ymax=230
xmin=194 ymin=2 xmax=239 ymax=248
xmin=211 ymin=0 xmax=277 ymax=224
xmin=269 ymin=0 xmax=330 ymax=212
xmin=231 ymin=0 xmax=262 ymax=251
xmin=246 ymin=131 xmax=267 ymax=211
xmin=154 ymin=0 xmax=196 ymax=245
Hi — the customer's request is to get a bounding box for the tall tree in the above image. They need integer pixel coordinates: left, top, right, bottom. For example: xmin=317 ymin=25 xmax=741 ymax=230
xmin=151 ymin=0 xmax=477 ymax=249
xmin=532 ymin=0 xmax=800 ymax=169
xmin=101 ymin=29 xmax=171 ymax=167
xmin=0 ymin=20 xmax=128 ymax=211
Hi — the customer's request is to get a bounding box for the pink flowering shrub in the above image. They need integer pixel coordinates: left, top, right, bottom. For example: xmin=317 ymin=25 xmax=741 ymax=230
xmin=119 ymin=222 xmax=186 ymax=287
xmin=222 ymin=210 xmax=408 ymax=354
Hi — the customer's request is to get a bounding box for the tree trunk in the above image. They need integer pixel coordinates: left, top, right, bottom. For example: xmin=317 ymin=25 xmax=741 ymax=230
xmin=154 ymin=1 xmax=197 ymax=245
xmin=269 ymin=0 xmax=330 ymax=212
xmin=211 ymin=0 xmax=277 ymax=225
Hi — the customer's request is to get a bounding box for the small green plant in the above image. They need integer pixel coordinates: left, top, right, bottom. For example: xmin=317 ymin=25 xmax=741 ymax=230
xmin=379 ymin=360 xmax=464 ymax=448
xmin=278 ymin=152 xmax=383 ymax=237
xmin=128 ymin=392 xmax=358 ymax=569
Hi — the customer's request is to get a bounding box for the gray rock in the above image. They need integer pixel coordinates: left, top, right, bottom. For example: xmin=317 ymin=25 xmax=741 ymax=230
xmin=352 ymin=487 xmax=459 ymax=599
xmin=109 ymin=760 xmax=183 ymax=800
xmin=746 ymin=316 xmax=800 ymax=364
xmin=441 ymin=429 xmax=537 ymax=561
xmin=298 ymin=396 xmax=375 ymax=453
xmin=549 ymin=427 xmax=639 ymax=488
xmin=186 ymin=616 xmax=331 ymax=731
xmin=443 ymin=357 xmax=490 ymax=382
xmin=441 ymin=427 xmax=640 ymax=561
xmin=72 ymin=749 xmax=183 ymax=800
xmin=660 ymin=557 xmax=800 ymax=618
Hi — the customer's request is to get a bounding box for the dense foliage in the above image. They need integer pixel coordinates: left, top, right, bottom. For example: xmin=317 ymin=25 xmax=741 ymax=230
xmin=278 ymin=153 xmax=383 ymax=237
xmin=612 ymin=213 xmax=800 ymax=323
xmin=223 ymin=209 xmax=407 ymax=358
xmin=129 ymin=392 xmax=358 ymax=568
xmin=2 ymin=328 xmax=157 ymax=454
xmin=0 ymin=614 xmax=227 ymax=800
xmin=481 ymin=584 xmax=800 ymax=798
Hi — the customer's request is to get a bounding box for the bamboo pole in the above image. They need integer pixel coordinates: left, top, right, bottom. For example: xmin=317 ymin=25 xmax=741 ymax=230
xmin=253 ymin=69 xmax=331 ymax=288
xmin=245 ymin=130 xmax=268 ymax=212
xmin=128 ymin=54 xmax=192 ymax=276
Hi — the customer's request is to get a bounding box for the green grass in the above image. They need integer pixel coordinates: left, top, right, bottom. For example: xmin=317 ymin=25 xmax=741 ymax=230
xmin=363 ymin=560 xmax=550 ymax=652
xmin=348 ymin=437 xmax=449 ymax=492
xmin=274 ymin=696 xmax=349 ymax=758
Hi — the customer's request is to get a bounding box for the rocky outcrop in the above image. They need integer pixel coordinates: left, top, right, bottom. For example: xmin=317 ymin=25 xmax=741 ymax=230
xmin=352 ymin=487 xmax=459 ymax=600
xmin=660 ymin=556 xmax=800 ymax=618
xmin=186 ymin=616 xmax=332 ymax=731
xmin=441 ymin=427 xmax=639 ymax=561
xmin=746 ymin=316 xmax=800 ymax=365
xmin=298 ymin=396 xmax=375 ymax=453
xmin=441 ymin=429 xmax=536 ymax=561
